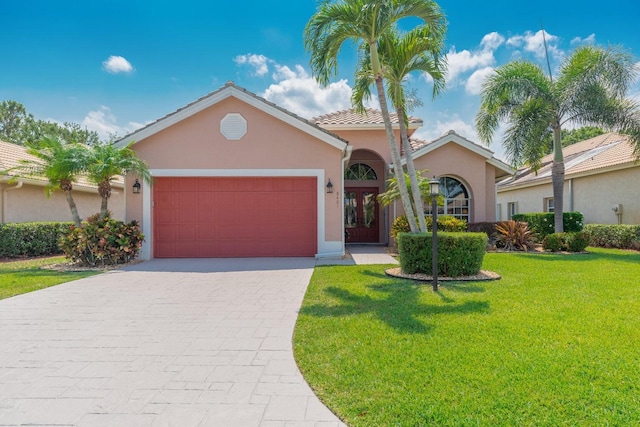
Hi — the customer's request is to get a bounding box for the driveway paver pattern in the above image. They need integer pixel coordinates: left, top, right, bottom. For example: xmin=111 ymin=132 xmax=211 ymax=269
xmin=0 ymin=258 xmax=346 ymax=426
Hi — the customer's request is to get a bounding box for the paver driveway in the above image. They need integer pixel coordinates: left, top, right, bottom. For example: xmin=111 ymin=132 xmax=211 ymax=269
xmin=0 ymin=258 xmax=346 ymax=426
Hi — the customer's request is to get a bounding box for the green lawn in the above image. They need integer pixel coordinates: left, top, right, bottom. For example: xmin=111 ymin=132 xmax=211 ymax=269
xmin=294 ymin=247 xmax=640 ymax=426
xmin=0 ymin=256 xmax=99 ymax=300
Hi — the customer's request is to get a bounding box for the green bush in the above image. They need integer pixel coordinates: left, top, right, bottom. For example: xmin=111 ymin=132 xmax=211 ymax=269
xmin=566 ymin=231 xmax=590 ymax=252
xmin=392 ymin=215 xmax=467 ymax=241
xmin=59 ymin=214 xmax=144 ymax=267
xmin=512 ymin=212 xmax=584 ymax=238
xmin=398 ymin=232 xmax=487 ymax=276
xmin=467 ymin=222 xmax=496 ymax=237
xmin=542 ymin=231 xmax=591 ymax=252
xmin=0 ymin=222 xmax=72 ymax=257
xmin=542 ymin=233 xmax=565 ymax=252
xmin=584 ymin=224 xmax=640 ymax=249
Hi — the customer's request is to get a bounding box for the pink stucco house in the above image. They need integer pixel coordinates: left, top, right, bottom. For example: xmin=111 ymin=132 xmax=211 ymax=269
xmin=116 ymin=82 xmax=513 ymax=259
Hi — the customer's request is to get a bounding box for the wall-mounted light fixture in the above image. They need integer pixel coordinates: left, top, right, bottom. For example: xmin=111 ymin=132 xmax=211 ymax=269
xmin=326 ymin=179 xmax=334 ymax=194
xmin=132 ymin=179 xmax=141 ymax=194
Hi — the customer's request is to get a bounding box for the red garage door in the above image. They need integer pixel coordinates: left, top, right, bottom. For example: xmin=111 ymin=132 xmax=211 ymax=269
xmin=153 ymin=177 xmax=317 ymax=258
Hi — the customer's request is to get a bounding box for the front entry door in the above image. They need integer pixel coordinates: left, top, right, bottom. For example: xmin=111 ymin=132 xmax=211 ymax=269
xmin=344 ymin=187 xmax=379 ymax=243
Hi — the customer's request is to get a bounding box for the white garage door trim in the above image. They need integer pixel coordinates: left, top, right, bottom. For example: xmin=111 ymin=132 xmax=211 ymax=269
xmin=140 ymin=169 xmax=342 ymax=260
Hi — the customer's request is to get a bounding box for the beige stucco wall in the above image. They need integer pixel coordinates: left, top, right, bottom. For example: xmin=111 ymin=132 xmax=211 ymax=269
xmin=497 ymin=166 xmax=640 ymax=225
xmin=127 ymin=96 xmax=345 ymax=256
xmin=1 ymin=182 xmax=124 ymax=223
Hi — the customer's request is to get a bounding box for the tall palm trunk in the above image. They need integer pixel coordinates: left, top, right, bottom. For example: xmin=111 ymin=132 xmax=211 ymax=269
xmin=396 ymin=106 xmax=427 ymax=232
xmin=60 ymin=180 xmax=82 ymax=227
xmin=98 ymin=181 xmax=112 ymax=219
xmin=551 ymin=125 xmax=565 ymax=233
xmin=375 ymin=77 xmax=419 ymax=232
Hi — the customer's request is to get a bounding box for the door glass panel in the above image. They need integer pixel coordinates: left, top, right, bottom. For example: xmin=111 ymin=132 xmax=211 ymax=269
xmin=345 ymin=192 xmax=358 ymax=228
xmin=362 ymin=192 xmax=376 ymax=228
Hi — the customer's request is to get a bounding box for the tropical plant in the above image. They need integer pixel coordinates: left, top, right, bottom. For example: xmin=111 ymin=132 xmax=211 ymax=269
xmin=59 ymin=213 xmax=144 ymax=266
xmin=305 ymin=0 xmax=446 ymax=233
xmin=377 ymin=169 xmax=441 ymax=210
xmin=494 ymin=220 xmax=535 ymax=251
xmin=352 ymin=25 xmax=447 ymax=232
xmin=86 ymin=142 xmax=151 ymax=219
xmin=476 ymin=45 xmax=640 ymax=233
xmin=1 ymin=136 xmax=89 ymax=226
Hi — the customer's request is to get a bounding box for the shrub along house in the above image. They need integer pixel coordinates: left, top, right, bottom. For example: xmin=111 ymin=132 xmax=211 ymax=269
xmin=117 ymin=82 xmax=513 ymax=259
xmin=497 ymin=133 xmax=640 ymax=225
xmin=0 ymin=140 xmax=124 ymax=224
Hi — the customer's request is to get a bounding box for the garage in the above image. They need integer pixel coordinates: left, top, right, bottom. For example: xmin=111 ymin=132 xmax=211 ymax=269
xmin=153 ymin=177 xmax=317 ymax=258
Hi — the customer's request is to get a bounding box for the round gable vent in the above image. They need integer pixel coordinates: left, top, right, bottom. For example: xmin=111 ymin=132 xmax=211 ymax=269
xmin=220 ymin=113 xmax=247 ymax=140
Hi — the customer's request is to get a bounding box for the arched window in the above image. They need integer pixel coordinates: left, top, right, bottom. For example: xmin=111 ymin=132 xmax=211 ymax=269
xmin=425 ymin=176 xmax=471 ymax=222
xmin=345 ymin=163 xmax=377 ymax=181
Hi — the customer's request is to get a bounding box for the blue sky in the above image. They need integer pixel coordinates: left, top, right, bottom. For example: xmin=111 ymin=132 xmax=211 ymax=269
xmin=2 ymin=0 xmax=639 ymax=161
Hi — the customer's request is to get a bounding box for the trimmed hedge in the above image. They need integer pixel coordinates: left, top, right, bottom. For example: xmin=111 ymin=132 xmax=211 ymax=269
xmin=467 ymin=222 xmax=496 ymax=237
xmin=391 ymin=215 xmax=466 ymax=241
xmin=542 ymin=231 xmax=591 ymax=252
xmin=584 ymin=224 xmax=640 ymax=249
xmin=0 ymin=222 xmax=72 ymax=258
xmin=511 ymin=212 xmax=584 ymax=238
xmin=398 ymin=232 xmax=487 ymax=276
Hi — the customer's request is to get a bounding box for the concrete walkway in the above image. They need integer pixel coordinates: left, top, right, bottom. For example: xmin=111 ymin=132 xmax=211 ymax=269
xmin=316 ymin=245 xmax=398 ymax=266
xmin=0 ymin=258 xmax=347 ymax=427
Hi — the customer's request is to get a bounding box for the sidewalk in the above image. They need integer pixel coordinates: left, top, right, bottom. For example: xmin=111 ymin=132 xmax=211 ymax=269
xmin=316 ymin=245 xmax=398 ymax=266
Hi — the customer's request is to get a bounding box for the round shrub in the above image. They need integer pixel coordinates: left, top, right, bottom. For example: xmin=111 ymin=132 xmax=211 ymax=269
xmin=565 ymin=231 xmax=590 ymax=252
xmin=59 ymin=214 xmax=144 ymax=267
xmin=397 ymin=232 xmax=487 ymax=276
xmin=543 ymin=233 xmax=565 ymax=252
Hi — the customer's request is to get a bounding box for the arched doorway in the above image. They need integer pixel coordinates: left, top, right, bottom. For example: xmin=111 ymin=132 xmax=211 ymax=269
xmin=344 ymin=150 xmax=386 ymax=243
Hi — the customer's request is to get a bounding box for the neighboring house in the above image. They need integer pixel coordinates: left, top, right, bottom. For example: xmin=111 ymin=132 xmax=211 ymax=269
xmin=116 ymin=82 xmax=513 ymax=259
xmin=497 ymin=132 xmax=640 ymax=225
xmin=0 ymin=140 xmax=124 ymax=223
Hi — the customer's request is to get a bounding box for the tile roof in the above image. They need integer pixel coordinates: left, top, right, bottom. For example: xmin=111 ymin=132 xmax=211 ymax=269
xmin=312 ymin=108 xmax=422 ymax=127
xmin=499 ymin=132 xmax=638 ymax=189
xmin=0 ymin=140 xmax=123 ymax=189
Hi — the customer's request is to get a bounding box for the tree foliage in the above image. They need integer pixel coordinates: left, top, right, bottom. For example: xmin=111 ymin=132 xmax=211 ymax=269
xmin=0 ymin=100 xmax=99 ymax=146
xmin=476 ymin=45 xmax=640 ymax=233
xmin=304 ymin=0 xmax=446 ymax=234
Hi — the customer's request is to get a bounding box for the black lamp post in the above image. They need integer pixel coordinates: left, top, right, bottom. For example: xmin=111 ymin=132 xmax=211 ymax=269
xmin=429 ymin=176 xmax=440 ymax=291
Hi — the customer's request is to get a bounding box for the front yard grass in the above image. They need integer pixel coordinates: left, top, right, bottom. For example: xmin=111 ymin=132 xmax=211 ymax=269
xmin=0 ymin=256 xmax=99 ymax=300
xmin=294 ymin=247 xmax=640 ymax=426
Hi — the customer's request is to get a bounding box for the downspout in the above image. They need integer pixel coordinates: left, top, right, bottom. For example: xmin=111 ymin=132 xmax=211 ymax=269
xmin=341 ymin=146 xmax=353 ymax=256
xmin=2 ymin=180 xmax=24 ymax=223
xmin=568 ymin=179 xmax=574 ymax=212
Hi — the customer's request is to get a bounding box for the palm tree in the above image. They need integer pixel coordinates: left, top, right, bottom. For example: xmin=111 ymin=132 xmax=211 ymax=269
xmin=377 ymin=169 xmax=441 ymax=209
xmin=476 ymin=45 xmax=640 ymax=232
xmin=86 ymin=142 xmax=151 ymax=219
xmin=304 ymin=0 xmax=446 ymax=233
xmin=352 ymin=25 xmax=447 ymax=231
xmin=2 ymin=136 xmax=88 ymax=226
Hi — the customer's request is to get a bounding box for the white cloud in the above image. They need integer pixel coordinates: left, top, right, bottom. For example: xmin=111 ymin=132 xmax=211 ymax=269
xmin=414 ymin=115 xmax=480 ymax=143
xmin=446 ymin=47 xmax=495 ymax=85
xmin=571 ymin=34 xmax=596 ymax=46
xmin=444 ymin=32 xmax=504 ymax=87
xmin=233 ymin=53 xmax=270 ymax=76
xmin=82 ymin=106 xmax=144 ymax=140
xmin=506 ymin=30 xmax=563 ymax=61
xmin=102 ymin=55 xmax=134 ymax=74
xmin=262 ymin=75 xmax=354 ymax=119
xmin=480 ymin=32 xmax=505 ymax=51
xmin=465 ymin=67 xmax=495 ymax=95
